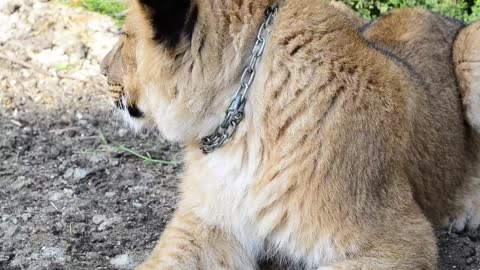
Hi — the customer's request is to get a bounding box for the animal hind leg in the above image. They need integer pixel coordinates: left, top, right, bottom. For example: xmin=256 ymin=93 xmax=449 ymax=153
xmin=452 ymin=21 xmax=480 ymax=232
xmin=454 ymin=21 xmax=480 ymax=131
xmin=317 ymin=213 xmax=437 ymax=270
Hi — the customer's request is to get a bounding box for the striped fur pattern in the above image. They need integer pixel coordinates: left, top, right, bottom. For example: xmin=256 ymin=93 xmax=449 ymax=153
xmin=100 ymin=0 xmax=480 ymax=269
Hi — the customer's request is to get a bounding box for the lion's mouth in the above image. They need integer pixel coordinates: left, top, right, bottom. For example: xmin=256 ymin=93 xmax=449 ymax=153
xmin=108 ymin=83 xmax=144 ymax=118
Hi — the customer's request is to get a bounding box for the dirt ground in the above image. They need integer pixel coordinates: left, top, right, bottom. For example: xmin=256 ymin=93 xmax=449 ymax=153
xmin=0 ymin=1 xmax=480 ymax=270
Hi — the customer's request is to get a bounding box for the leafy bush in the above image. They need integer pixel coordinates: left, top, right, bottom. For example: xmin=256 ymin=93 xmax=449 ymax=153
xmin=64 ymin=0 xmax=479 ymax=24
xmin=343 ymin=0 xmax=480 ymax=22
xmin=62 ymin=0 xmax=126 ymax=24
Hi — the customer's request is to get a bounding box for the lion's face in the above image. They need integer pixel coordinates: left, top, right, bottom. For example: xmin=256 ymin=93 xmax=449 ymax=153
xmin=101 ymin=0 xmax=271 ymax=143
xmin=101 ymin=16 xmax=147 ymax=130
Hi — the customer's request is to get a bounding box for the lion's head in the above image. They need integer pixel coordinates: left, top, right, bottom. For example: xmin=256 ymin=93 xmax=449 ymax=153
xmin=101 ymin=0 xmax=274 ymax=143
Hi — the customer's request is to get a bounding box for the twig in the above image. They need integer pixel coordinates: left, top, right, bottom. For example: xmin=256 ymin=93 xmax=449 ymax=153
xmin=96 ymin=131 xmax=178 ymax=164
xmin=0 ymin=54 xmax=50 ymax=76
xmin=56 ymin=73 xmax=91 ymax=83
xmin=10 ymin=119 xmax=22 ymax=127
xmin=76 ymin=136 xmax=100 ymax=140
xmin=115 ymin=145 xmax=178 ymax=164
xmin=50 ymin=202 xmax=61 ymax=212
xmin=49 ymin=127 xmax=79 ymax=134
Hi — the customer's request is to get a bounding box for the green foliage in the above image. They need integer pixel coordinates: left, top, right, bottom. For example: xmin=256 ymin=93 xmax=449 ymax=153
xmin=342 ymin=0 xmax=480 ymax=22
xmin=93 ymin=132 xmax=178 ymax=165
xmin=64 ymin=0 xmax=479 ymax=27
xmin=62 ymin=0 xmax=126 ymax=24
xmin=55 ymin=62 xmax=74 ymax=71
xmin=468 ymin=0 xmax=480 ymax=22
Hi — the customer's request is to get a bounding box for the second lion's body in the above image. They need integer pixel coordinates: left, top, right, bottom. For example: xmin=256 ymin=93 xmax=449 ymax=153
xmin=101 ymin=1 xmax=480 ymax=269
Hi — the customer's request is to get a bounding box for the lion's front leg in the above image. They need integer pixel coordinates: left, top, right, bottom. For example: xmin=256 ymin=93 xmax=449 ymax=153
xmin=136 ymin=206 xmax=258 ymax=270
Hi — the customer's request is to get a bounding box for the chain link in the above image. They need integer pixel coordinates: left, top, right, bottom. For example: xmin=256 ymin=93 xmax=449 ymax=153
xmin=200 ymin=5 xmax=278 ymax=154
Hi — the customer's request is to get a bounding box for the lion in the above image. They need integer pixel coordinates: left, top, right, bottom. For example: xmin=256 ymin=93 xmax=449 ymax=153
xmin=100 ymin=0 xmax=480 ymax=269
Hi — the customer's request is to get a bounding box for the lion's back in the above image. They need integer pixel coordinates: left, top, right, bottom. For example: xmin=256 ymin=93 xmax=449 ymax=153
xmin=362 ymin=8 xmax=468 ymax=225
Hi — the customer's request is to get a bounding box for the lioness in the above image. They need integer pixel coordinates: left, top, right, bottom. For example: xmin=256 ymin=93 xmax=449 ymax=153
xmin=101 ymin=1 xmax=480 ymax=269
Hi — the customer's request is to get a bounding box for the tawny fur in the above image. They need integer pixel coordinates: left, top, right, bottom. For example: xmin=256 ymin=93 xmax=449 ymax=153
xmin=453 ymin=21 xmax=480 ymax=231
xmin=101 ymin=1 xmax=480 ymax=269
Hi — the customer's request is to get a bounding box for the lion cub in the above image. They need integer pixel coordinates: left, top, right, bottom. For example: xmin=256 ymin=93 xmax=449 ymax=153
xmin=101 ymin=0 xmax=480 ymax=269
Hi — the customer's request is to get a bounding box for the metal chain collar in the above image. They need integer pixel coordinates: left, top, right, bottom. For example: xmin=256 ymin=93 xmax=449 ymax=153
xmin=200 ymin=5 xmax=279 ymax=154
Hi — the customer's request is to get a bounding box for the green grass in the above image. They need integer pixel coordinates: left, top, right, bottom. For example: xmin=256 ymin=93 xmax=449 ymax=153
xmin=79 ymin=132 xmax=178 ymax=165
xmin=62 ymin=0 xmax=127 ymax=24
xmin=65 ymin=0 xmax=479 ymax=25
xmin=97 ymin=132 xmax=178 ymax=165
xmin=55 ymin=62 xmax=74 ymax=71
xmin=344 ymin=0 xmax=480 ymax=22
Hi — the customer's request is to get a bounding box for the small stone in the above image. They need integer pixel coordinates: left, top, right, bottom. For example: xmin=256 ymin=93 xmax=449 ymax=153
xmin=109 ymin=159 xmax=120 ymax=166
xmin=78 ymin=119 xmax=88 ymax=126
xmin=10 ymin=217 xmax=18 ymax=225
xmin=41 ymin=247 xmax=65 ymax=263
xmin=92 ymin=215 xmax=106 ymax=225
xmin=22 ymin=126 xmax=32 ymax=134
xmin=21 ymin=213 xmax=32 ymax=222
xmin=5 ymin=225 xmax=18 ymax=237
xmin=87 ymin=153 xmax=107 ymax=163
xmin=49 ymin=147 xmax=61 ymax=158
xmin=73 ymin=212 xmax=86 ymax=222
xmin=118 ymin=128 xmax=128 ymax=137
xmin=73 ymin=168 xmax=90 ymax=180
xmin=63 ymin=189 xmax=74 ymax=197
xmin=6 ymin=3 xmax=21 ymax=14
xmin=64 ymin=168 xmax=74 ymax=178
xmin=49 ymin=192 xmax=63 ymax=201
xmin=98 ymin=221 xmax=109 ymax=231
xmin=12 ymin=176 xmax=31 ymax=191
xmin=110 ymin=254 xmax=132 ymax=269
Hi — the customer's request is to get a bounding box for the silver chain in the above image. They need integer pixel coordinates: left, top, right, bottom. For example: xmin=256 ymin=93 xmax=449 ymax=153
xmin=200 ymin=5 xmax=279 ymax=154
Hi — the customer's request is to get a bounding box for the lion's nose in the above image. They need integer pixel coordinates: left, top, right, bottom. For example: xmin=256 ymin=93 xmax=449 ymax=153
xmin=100 ymin=55 xmax=109 ymax=77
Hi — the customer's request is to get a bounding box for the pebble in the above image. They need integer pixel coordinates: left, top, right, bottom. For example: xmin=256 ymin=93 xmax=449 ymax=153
xmin=118 ymin=128 xmax=128 ymax=137
xmin=22 ymin=126 xmax=32 ymax=134
xmin=21 ymin=213 xmax=32 ymax=222
xmin=105 ymin=191 xmax=116 ymax=198
xmin=92 ymin=215 xmax=106 ymax=225
xmin=110 ymin=254 xmax=132 ymax=269
xmin=132 ymin=202 xmax=143 ymax=209
xmin=49 ymin=192 xmax=63 ymax=201
xmin=5 ymin=3 xmax=21 ymax=15
xmin=73 ymin=168 xmax=90 ymax=180
xmin=5 ymin=225 xmax=18 ymax=237
xmin=63 ymin=188 xmax=74 ymax=197
xmin=49 ymin=147 xmax=61 ymax=158
xmin=41 ymin=247 xmax=65 ymax=263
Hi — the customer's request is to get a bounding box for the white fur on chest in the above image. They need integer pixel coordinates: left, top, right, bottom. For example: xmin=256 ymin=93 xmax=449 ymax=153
xmin=187 ymin=145 xmax=353 ymax=268
xmin=181 ymin=115 xmax=266 ymax=257
xmin=190 ymin=141 xmax=261 ymax=239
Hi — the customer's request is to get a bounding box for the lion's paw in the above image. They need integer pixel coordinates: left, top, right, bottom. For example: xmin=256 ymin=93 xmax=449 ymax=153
xmin=448 ymin=180 xmax=480 ymax=232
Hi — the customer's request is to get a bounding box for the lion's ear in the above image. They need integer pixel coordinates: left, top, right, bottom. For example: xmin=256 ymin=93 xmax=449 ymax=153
xmin=138 ymin=0 xmax=198 ymax=48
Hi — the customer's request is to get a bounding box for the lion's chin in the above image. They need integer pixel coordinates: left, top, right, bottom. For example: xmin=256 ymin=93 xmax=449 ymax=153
xmin=115 ymin=96 xmax=148 ymax=132
xmin=119 ymin=108 xmax=146 ymax=132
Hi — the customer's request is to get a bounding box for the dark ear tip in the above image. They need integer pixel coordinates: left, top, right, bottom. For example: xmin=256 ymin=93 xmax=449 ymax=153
xmin=137 ymin=0 xmax=196 ymax=49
